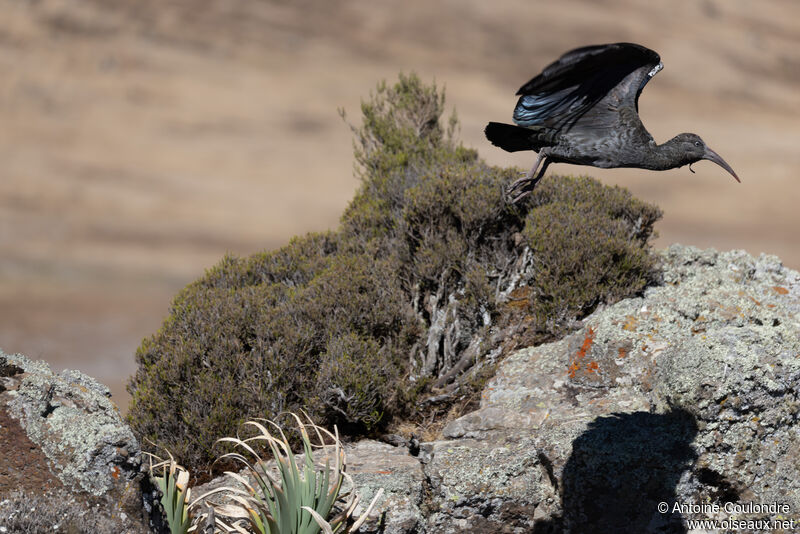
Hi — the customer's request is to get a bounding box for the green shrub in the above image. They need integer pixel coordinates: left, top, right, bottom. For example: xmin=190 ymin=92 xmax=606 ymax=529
xmin=314 ymin=333 xmax=393 ymax=430
xmin=520 ymin=176 xmax=662 ymax=336
xmin=128 ymin=73 xmax=662 ymax=474
xmin=128 ymin=235 xmax=414 ymax=470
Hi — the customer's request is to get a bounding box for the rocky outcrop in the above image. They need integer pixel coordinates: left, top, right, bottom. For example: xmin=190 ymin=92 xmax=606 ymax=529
xmin=3 ymin=244 xmax=799 ymax=533
xmin=0 ymin=351 xmax=149 ymax=533
xmin=351 ymin=245 xmax=800 ymax=533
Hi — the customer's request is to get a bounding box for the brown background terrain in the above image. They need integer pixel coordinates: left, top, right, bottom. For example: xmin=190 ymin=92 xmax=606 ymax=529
xmin=1 ymin=0 xmax=798 ymax=411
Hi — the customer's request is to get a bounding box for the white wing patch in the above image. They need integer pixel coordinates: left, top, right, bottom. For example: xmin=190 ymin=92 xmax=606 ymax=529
xmin=648 ymin=62 xmax=664 ymax=78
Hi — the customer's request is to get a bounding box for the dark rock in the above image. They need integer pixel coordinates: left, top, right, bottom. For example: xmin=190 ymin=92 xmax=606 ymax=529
xmin=0 ymin=351 xmax=149 ymax=533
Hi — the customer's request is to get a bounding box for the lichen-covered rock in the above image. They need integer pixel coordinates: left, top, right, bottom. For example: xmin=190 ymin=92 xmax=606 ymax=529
xmin=0 ymin=350 xmax=149 ymax=533
xmin=272 ymin=245 xmax=798 ymax=534
xmin=436 ymin=244 xmax=800 ymax=533
xmin=424 ymin=437 xmax=557 ymax=533
xmin=345 ymin=440 xmax=426 ymax=534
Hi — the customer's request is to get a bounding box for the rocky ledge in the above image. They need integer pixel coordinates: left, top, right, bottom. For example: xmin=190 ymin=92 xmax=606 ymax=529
xmin=0 ymin=352 xmax=150 ymax=532
xmin=342 ymin=245 xmax=800 ymax=533
xmin=3 ymin=244 xmax=800 ymax=533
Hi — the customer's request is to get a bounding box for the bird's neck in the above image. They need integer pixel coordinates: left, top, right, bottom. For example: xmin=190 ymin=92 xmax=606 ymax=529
xmin=647 ymin=137 xmax=691 ymax=171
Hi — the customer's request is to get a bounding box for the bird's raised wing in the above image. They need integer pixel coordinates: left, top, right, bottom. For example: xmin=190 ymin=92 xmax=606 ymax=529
xmin=512 ymin=43 xmax=661 ymax=133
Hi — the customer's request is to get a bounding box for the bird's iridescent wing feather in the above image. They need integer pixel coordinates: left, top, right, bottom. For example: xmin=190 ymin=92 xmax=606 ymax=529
xmin=513 ymin=43 xmax=661 ymax=133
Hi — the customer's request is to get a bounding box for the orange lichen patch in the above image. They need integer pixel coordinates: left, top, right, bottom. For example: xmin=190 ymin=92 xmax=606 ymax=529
xmin=567 ymin=360 xmax=581 ymax=379
xmin=111 ymin=465 xmax=121 ymax=480
xmin=767 ymin=304 xmax=776 ymax=308
xmin=587 ymin=361 xmax=599 ymax=373
xmin=568 ymin=327 xmax=595 ymax=378
xmin=618 ymin=347 xmax=627 ymax=359
xmin=622 ymin=315 xmax=638 ymax=331
xmin=577 ymin=327 xmax=595 ymax=358
xmin=773 ymin=286 xmax=789 ymax=295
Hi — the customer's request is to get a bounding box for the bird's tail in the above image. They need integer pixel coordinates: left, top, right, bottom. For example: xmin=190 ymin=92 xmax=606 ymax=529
xmin=485 ymin=122 xmax=543 ymax=153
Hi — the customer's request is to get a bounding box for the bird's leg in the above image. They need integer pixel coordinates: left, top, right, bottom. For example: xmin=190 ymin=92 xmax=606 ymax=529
xmin=513 ymin=152 xmax=545 ymax=188
xmin=507 ymin=153 xmax=550 ymax=203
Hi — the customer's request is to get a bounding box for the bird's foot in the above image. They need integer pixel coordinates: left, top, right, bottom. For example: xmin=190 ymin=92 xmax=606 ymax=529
xmin=506 ymin=174 xmax=538 ymax=204
xmin=508 ymin=189 xmax=533 ymax=204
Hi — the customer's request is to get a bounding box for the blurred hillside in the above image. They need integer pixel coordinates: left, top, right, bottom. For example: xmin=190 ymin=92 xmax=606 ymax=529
xmin=1 ymin=0 xmax=798 ymax=409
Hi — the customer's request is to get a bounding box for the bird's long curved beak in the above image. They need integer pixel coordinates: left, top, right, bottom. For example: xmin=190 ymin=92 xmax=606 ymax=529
xmin=704 ymin=147 xmax=740 ymax=183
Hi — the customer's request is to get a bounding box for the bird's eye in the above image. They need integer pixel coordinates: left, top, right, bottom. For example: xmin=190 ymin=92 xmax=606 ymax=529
xmin=694 ymin=141 xmax=701 ymax=147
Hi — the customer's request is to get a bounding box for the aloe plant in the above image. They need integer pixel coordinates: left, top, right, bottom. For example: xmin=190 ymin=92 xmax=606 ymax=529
xmin=209 ymin=412 xmax=383 ymax=534
xmin=146 ymin=450 xmax=193 ymax=534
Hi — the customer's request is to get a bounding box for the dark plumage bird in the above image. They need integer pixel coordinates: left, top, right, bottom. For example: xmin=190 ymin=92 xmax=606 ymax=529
xmin=485 ymin=42 xmax=739 ymax=202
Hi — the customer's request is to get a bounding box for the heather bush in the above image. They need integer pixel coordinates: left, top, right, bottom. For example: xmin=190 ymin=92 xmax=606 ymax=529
xmin=128 ymin=235 xmax=413 ymax=469
xmin=128 ymin=73 xmax=662 ymax=474
xmin=519 ymin=176 xmax=662 ymax=338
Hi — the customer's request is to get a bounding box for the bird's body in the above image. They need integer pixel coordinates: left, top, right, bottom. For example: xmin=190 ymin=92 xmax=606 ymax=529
xmin=486 ymin=43 xmax=739 ymax=202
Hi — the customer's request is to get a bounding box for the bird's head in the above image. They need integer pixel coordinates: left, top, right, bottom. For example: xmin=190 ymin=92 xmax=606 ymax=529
xmin=672 ymin=133 xmax=740 ymax=182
